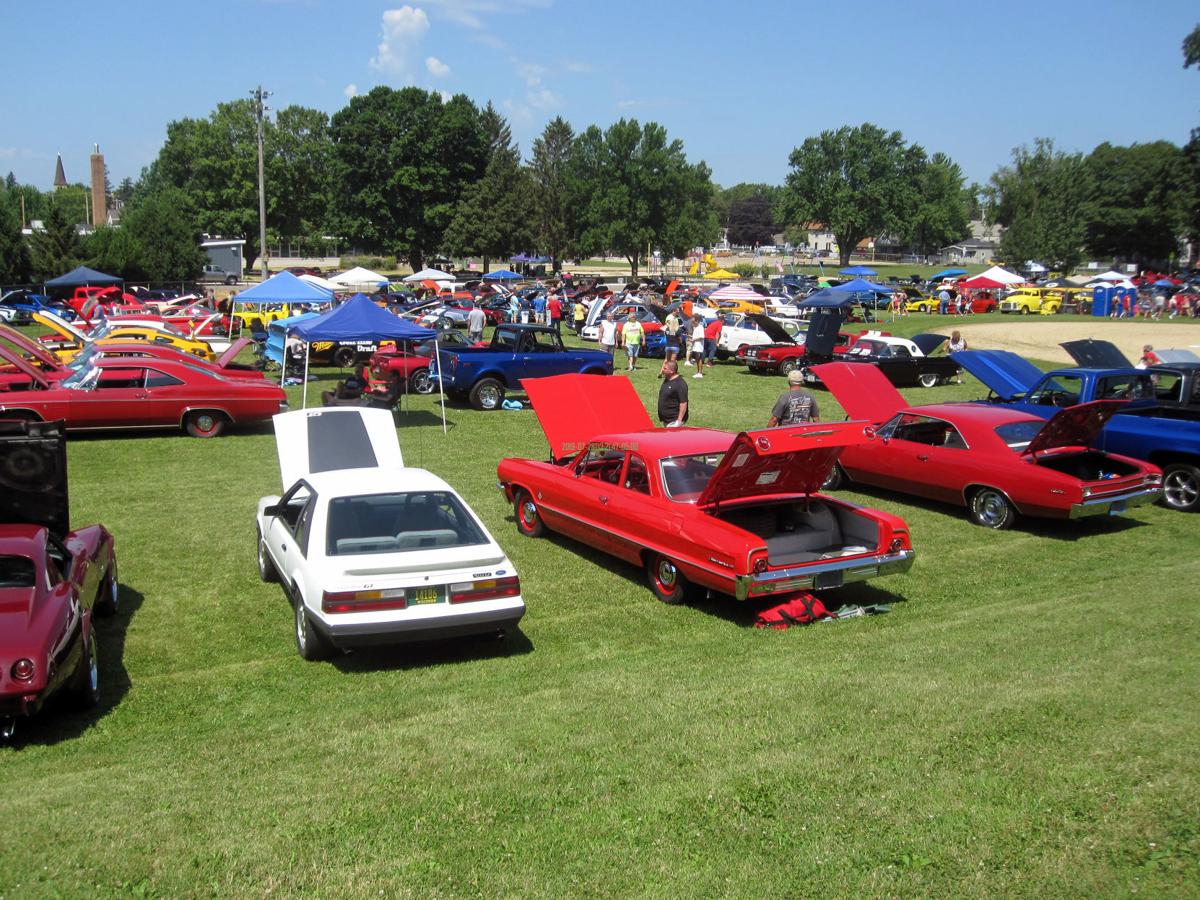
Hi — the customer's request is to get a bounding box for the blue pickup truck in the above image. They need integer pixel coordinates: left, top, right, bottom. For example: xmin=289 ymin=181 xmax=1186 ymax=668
xmin=955 ymin=349 xmax=1200 ymax=512
xmin=438 ymin=324 xmax=613 ymax=410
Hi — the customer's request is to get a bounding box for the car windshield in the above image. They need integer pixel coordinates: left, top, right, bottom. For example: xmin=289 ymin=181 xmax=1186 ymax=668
xmin=60 ymin=366 xmax=98 ymax=390
xmin=660 ymin=452 xmax=726 ymax=503
xmin=68 ymin=345 xmax=99 ymax=370
xmin=994 ymin=420 xmax=1043 ymax=451
xmin=325 ymin=490 xmax=488 ymax=556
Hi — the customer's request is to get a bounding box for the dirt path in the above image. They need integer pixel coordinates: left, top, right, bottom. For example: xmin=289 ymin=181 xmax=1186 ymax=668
xmin=952 ymin=319 xmax=1200 ymax=364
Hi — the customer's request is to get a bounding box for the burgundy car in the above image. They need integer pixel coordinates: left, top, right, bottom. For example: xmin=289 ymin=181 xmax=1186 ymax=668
xmin=0 ymin=342 xmax=287 ymax=438
xmin=0 ymin=420 xmax=118 ymax=741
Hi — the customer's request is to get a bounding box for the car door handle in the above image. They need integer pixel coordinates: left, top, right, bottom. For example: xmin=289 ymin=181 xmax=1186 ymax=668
xmin=599 ymin=496 xmax=608 ymax=504
xmin=917 ymin=454 xmax=929 ymax=461
xmin=281 ymin=543 xmax=288 ymax=552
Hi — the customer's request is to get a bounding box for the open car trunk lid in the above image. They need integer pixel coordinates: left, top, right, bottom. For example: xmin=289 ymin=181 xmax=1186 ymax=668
xmin=911 ymin=333 xmax=949 ymax=357
xmin=272 ymin=407 xmax=404 ymax=488
xmin=523 ymin=374 xmax=653 ymax=461
xmin=0 ymin=419 xmax=69 ymax=536
xmin=809 ymin=361 xmax=908 ymax=424
xmin=696 ymin=422 xmax=874 ymax=508
xmin=217 ymin=337 xmax=254 ymax=367
xmin=1060 ymin=339 xmax=1131 ymax=369
xmin=802 ymin=309 xmax=847 ymax=358
xmin=1023 ymin=400 xmax=1124 ymax=456
xmin=744 ymin=313 xmax=798 ymax=344
xmin=951 ymin=349 xmax=1045 ymax=400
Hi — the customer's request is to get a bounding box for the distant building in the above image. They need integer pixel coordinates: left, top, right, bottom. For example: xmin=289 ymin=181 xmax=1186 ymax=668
xmin=53 ymin=154 xmax=67 ymax=189
xmin=201 ymin=238 xmax=246 ymax=279
xmin=940 ymin=237 xmax=999 ymax=263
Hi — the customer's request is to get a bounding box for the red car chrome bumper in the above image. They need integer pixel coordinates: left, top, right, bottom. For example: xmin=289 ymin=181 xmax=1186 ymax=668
xmin=734 ymin=548 xmax=915 ymax=601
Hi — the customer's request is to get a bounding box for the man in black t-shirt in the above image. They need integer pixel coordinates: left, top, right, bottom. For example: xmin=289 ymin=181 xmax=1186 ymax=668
xmin=768 ymin=370 xmax=820 ymax=426
xmin=657 ymin=359 xmax=689 ymax=427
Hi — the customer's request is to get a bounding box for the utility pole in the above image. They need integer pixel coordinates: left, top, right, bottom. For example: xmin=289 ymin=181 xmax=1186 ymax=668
xmin=251 ymin=85 xmax=271 ymax=280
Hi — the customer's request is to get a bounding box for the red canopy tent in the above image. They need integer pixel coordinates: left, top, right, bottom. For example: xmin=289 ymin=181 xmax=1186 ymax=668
xmin=958 ymin=276 xmax=1005 ymax=290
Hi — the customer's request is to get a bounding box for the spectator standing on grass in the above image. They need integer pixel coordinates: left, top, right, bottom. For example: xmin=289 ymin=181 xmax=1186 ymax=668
xmin=689 ymin=315 xmax=707 ymax=377
xmin=466 ymin=302 xmax=486 ymax=343
xmin=703 ymin=316 xmax=722 ymax=368
xmin=663 ymin=308 xmax=681 ymax=361
xmin=548 ymin=292 xmax=563 ymax=334
xmin=573 ymin=296 xmax=587 ymax=332
xmin=658 ymin=359 xmax=689 ymax=426
xmin=508 ymin=295 xmax=520 ymax=323
xmin=621 ymin=313 xmax=644 ymax=371
xmin=937 ymin=286 xmax=951 ymax=315
xmin=533 ymin=292 xmax=547 ymax=325
xmin=768 ymin=370 xmax=821 ymax=426
xmin=598 ymin=311 xmax=618 ymax=357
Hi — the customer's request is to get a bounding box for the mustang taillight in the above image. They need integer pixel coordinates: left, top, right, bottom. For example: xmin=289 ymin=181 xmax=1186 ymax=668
xmin=11 ymin=658 xmax=35 ymax=681
xmin=321 ymin=589 xmax=408 ymax=614
xmin=449 ymin=576 xmax=520 ymax=604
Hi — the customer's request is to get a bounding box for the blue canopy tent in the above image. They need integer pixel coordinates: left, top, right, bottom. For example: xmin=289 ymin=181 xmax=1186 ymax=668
xmin=44 ymin=265 xmax=121 ymax=289
xmin=839 ymin=265 xmax=877 ymax=277
xmin=287 ymin=294 xmax=442 ymax=425
xmin=483 ymin=269 xmax=523 ymax=280
xmin=836 ymin=278 xmax=894 ymax=294
xmin=797 ymin=288 xmax=857 ymax=308
xmin=929 ymin=268 xmax=968 ymax=281
xmin=266 ymin=312 xmax=321 ymax=366
xmin=233 ymin=270 xmax=334 ymax=305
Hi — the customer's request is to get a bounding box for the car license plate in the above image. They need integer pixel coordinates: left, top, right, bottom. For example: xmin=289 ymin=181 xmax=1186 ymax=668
xmin=408 ymin=586 xmax=441 ymax=605
xmin=815 ymin=571 xmax=843 ymax=590
xmin=1108 ymin=500 xmax=1127 ymax=516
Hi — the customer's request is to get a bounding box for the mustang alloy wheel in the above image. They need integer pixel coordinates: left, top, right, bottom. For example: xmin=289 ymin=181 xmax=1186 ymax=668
xmin=257 ymin=529 xmax=279 ymax=582
xmin=294 ymin=594 xmax=333 ymax=661
xmin=968 ymin=487 xmax=1016 ymax=529
xmin=646 ymin=553 xmax=688 ymax=604
xmin=514 ymin=490 xmax=545 ymax=537
xmin=1162 ymin=463 xmax=1200 ymax=512
xmin=779 ymin=358 xmax=799 ymax=376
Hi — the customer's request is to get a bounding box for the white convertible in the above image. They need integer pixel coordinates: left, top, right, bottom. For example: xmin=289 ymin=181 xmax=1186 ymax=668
xmin=256 ymin=407 xmax=525 ymax=660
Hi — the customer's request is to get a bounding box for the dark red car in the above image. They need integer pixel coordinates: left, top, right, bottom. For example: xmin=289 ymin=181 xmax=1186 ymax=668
xmin=740 ymin=330 xmax=859 ymax=376
xmin=497 ymin=375 xmax=915 ymax=604
xmin=0 ymin=342 xmax=287 ymax=437
xmin=363 ymin=332 xmax=486 ymax=394
xmin=0 ymin=420 xmax=118 ymax=741
xmin=814 ymin=361 xmax=1163 ymax=529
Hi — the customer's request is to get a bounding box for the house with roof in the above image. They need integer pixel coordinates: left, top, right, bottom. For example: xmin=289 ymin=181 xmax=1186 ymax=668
xmin=940 ymin=237 xmax=999 ymax=264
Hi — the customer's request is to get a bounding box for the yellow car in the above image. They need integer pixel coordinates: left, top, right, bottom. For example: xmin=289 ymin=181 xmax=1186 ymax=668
xmin=715 ymin=299 xmax=765 ymax=315
xmin=32 ymin=312 xmax=219 ymax=362
xmin=999 ymin=288 xmax=1060 ymax=315
xmin=230 ymin=303 xmax=292 ymax=332
xmin=904 ymin=294 xmax=939 ymax=314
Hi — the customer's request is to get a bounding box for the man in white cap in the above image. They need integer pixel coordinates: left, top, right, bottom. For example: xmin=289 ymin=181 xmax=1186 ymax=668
xmin=768 ymin=369 xmax=820 ymax=426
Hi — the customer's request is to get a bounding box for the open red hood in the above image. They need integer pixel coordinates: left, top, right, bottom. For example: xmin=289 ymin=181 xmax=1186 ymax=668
xmin=523 ymin=374 xmax=653 ymax=460
xmin=0 ymin=325 xmax=62 ymax=369
xmin=217 ymin=337 xmax=253 ymax=367
xmin=1023 ymin=400 xmax=1124 ymax=455
xmin=0 ymin=341 xmax=49 ymax=387
xmin=696 ymin=422 xmax=874 ymax=507
xmin=810 ymin=361 xmax=907 ymax=424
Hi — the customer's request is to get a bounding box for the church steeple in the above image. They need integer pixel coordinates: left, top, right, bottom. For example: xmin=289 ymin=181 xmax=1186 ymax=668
xmin=53 ymin=153 xmax=67 ymax=188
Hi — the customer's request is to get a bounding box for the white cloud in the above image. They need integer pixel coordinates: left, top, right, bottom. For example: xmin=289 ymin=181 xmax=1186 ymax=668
xmin=425 ymin=56 xmax=451 ymax=77
xmin=425 ymin=0 xmax=552 ymax=30
xmin=370 ymin=6 xmax=431 ymax=75
xmin=344 ymin=83 xmax=359 ymax=99
xmin=527 ymin=88 xmax=560 ymax=110
xmin=512 ymin=59 xmax=547 ymax=88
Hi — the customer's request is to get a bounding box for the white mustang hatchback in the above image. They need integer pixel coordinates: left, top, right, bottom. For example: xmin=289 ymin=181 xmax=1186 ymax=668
xmin=256 ymin=407 xmax=525 ymax=660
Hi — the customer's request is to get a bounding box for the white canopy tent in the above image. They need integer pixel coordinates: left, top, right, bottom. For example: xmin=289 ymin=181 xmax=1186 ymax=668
xmin=1088 ymin=270 xmax=1130 ymax=283
xmin=976 ymin=265 xmax=1026 ymax=285
xmin=403 ymin=268 xmax=454 ymax=283
xmin=330 ymin=266 xmax=389 ymax=289
xmin=298 ymin=273 xmax=345 ymax=293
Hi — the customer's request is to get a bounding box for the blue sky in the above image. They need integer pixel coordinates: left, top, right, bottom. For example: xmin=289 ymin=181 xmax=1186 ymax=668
xmin=4 ymin=0 xmax=1198 ymax=192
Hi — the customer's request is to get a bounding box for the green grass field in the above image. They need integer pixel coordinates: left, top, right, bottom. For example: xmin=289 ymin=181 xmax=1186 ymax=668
xmin=1 ymin=315 xmax=1197 ymax=897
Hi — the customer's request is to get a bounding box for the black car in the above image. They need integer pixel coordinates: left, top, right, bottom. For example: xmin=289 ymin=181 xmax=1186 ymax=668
xmin=800 ymin=311 xmax=960 ymax=388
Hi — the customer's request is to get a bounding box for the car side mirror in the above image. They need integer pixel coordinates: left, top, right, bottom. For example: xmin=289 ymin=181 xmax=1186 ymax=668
xmin=263 ymin=503 xmax=285 ymax=518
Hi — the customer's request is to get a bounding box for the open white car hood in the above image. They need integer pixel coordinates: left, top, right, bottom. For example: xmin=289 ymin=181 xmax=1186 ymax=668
xmin=272 ymin=407 xmax=403 ymax=488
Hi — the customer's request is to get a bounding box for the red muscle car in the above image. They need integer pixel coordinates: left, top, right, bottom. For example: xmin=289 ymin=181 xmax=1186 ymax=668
xmin=740 ymin=330 xmax=862 ymax=376
xmin=0 ymin=419 xmax=118 ymax=741
xmin=363 ymin=332 xmax=486 ymax=394
xmin=497 ymin=374 xmax=915 ymax=604
xmin=813 ymin=362 xmax=1163 ymax=528
xmin=0 ymin=327 xmax=264 ymax=390
xmin=0 ymin=342 xmax=286 ymax=437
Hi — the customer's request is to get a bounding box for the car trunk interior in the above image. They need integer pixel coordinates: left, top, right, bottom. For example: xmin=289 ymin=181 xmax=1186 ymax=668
xmin=1033 ymin=451 xmax=1140 ymax=481
xmin=717 ymin=499 xmax=880 ymax=567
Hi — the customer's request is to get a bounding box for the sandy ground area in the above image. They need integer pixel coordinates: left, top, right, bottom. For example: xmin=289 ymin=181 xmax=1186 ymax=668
xmin=951 ymin=319 xmax=1200 ymax=364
